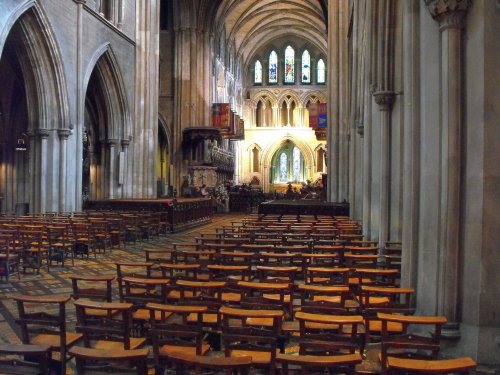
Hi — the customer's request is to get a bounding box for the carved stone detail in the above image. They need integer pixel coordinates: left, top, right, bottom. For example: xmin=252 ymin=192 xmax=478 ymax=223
xmin=356 ymin=121 xmax=364 ymax=137
xmin=373 ymin=91 xmax=395 ymax=112
xmin=36 ymin=129 xmax=50 ymax=139
xmin=57 ymin=129 xmax=71 ymax=140
xmin=425 ymin=0 xmax=471 ymax=29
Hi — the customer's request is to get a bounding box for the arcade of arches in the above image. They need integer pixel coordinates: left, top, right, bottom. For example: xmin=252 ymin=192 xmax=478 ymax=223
xmin=0 ymin=0 xmax=498 ymax=368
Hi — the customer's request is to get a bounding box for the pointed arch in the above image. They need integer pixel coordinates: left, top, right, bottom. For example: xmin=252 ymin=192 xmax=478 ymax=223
xmin=0 ymin=1 xmax=70 ymax=131
xmin=83 ymin=44 xmax=131 ymax=141
xmin=260 ymin=135 xmax=315 ymax=191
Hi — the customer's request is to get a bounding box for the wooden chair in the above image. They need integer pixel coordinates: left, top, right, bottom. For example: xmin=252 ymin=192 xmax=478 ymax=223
xmin=295 ymin=312 xmax=365 ymax=355
xmin=70 ymin=274 xmax=115 ymax=317
xmin=167 ymin=351 xmax=252 ymax=375
xmin=237 ymin=280 xmax=293 ymax=317
xmin=382 ymin=355 xmax=476 ymax=374
xmin=298 ymin=284 xmax=351 ymax=310
xmin=146 ymin=303 xmax=211 ymax=373
xmin=378 ymin=312 xmax=447 ymax=373
xmin=304 ymin=266 xmax=349 ymax=286
xmin=13 ymin=295 xmax=83 ymax=375
xmin=0 ymin=231 xmax=21 ymax=282
xmin=20 ymin=229 xmax=48 ymax=274
xmin=378 ymin=313 xmax=476 ymax=374
xmin=69 ymin=346 xmax=149 ymax=375
xmin=119 ymin=276 xmax=171 ymax=332
xmin=71 ymin=221 xmax=95 ymax=258
xmin=360 ymin=286 xmax=415 ymax=342
xmin=0 ymin=343 xmax=52 ymax=375
xmin=46 ymin=224 xmax=74 ymax=267
xmin=277 ymin=350 xmax=362 ymax=375
xmin=220 ymin=305 xmax=283 ymax=375
xmin=74 ymin=299 xmax=146 ymax=351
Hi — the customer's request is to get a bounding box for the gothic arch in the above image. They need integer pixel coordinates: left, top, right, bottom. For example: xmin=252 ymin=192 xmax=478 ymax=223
xmin=83 ymin=43 xmax=131 ymax=141
xmin=260 ymin=135 xmax=315 ymax=191
xmin=0 ymin=1 xmax=71 ymax=213
xmin=0 ymin=1 xmax=70 ymax=132
xmin=301 ymin=91 xmax=326 ymax=107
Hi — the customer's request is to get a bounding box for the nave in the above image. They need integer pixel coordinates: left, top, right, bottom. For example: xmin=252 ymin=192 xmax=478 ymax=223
xmin=0 ymin=212 xmax=477 ymax=374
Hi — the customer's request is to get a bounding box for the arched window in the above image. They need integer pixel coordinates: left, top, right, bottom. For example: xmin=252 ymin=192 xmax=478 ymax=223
xmin=279 ymin=153 xmax=288 ymax=182
xmin=269 ymin=51 xmax=278 ymax=83
xmin=254 ymin=60 xmax=262 ymax=84
xmin=301 ymin=50 xmax=310 ymax=83
xmin=293 ymin=146 xmax=301 ymax=181
xmin=284 ymin=46 xmax=295 ymax=83
xmin=317 ymin=59 xmax=326 ymax=83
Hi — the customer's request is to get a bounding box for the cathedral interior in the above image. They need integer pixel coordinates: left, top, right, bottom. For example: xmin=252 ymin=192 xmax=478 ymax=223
xmin=0 ymin=0 xmax=498 ymax=373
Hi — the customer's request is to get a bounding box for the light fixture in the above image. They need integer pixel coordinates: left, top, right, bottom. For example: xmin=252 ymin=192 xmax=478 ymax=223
xmin=15 ymin=138 xmax=27 ymax=151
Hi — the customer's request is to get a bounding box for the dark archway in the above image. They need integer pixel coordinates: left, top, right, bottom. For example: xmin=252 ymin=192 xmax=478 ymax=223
xmin=82 ymin=47 xmax=130 ymax=203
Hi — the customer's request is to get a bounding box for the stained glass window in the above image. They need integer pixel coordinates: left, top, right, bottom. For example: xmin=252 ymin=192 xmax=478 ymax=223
xmin=317 ymin=59 xmax=325 ymax=83
xmin=293 ymin=147 xmax=301 ymax=181
xmin=269 ymin=51 xmax=278 ymax=83
xmin=254 ymin=60 xmax=262 ymax=84
xmin=284 ymin=46 xmax=295 ymax=83
xmin=279 ymin=152 xmax=288 ymax=182
xmin=302 ymin=50 xmax=310 ymax=83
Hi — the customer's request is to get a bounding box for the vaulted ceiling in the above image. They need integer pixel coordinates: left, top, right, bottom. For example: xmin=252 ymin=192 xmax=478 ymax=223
xmin=214 ymin=0 xmax=327 ymax=66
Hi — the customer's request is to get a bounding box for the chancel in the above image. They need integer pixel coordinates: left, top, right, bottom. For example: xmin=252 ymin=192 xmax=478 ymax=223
xmin=0 ymin=0 xmax=497 ymax=374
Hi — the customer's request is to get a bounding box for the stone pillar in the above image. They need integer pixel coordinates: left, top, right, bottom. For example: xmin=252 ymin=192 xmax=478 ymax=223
xmin=107 ymin=139 xmax=119 ymax=199
xmin=121 ymin=139 xmax=130 ymax=197
xmin=134 ymin=0 xmax=159 ymax=197
xmin=117 ymin=0 xmax=124 ymax=29
xmin=58 ymin=129 xmax=71 ymax=213
xmin=373 ymin=91 xmax=395 ymax=245
xmin=401 ymin=1 xmax=420 ymax=290
xmin=37 ymin=129 xmax=50 ymax=214
xmin=327 ymin=0 xmax=349 ymax=202
xmin=362 ymin=0 xmax=374 ymax=237
xmin=425 ymin=0 xmax=471 ymax=336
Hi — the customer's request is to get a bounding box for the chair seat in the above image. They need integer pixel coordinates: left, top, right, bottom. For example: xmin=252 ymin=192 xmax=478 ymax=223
xmin=187 ymin=312 xmax=218 ymax=324
xmin=262 ymin=293 xmax=291 ymax=303
xmin=133 ymin=308 xmax=171 ymax=321
xmin=313 ymin=295 xmax=342 ymax=304
xmin=159 ymin=343 xmax=210 ymax=357
xmin=367 ymin=319 xmax=403 ymax=333
xmin=84 ymin=308 xmax=119 ymax=317
xmin=362 ymin=296 xmax=390 ymax=305
xmin=348 ymin=277 xmax=372 ymax=285
xmin=387 ymin=356 xmax=476 ymax=373
xmin=246 ymin=317 xmax=275 ymax=327
xmin=231 ymin=349 xmax=279 ymax=365
xmin=167 ymin=290 xmax=196 ymax=299
xmin=216 ymin=292 xmax=241 ymax=302
xmin=94 ymin=337 xmax=146 ymax=351
xmin=32 ymin=332 xmax=83 ymax=349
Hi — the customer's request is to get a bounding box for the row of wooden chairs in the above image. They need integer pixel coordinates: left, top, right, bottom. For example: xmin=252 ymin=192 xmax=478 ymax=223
xmin=5 ymin=292 xmax=476 ymax=375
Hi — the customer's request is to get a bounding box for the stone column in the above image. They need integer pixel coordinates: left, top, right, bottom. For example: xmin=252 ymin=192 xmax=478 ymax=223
xmin=134 ymin=0 xmax=159 ymax=197
xmin=107 ymin=139 xmax=119 ymax=199
xmin=362 ymin=0 xmax=374 ymax=237
xmin=425 ymin=0 xmax=471 ymax=335
xmin=373 ymin=91 xmax=395 ymax=246
xmin=401 ymin=1 xmax=420 ymax=290
xmin=37 ymin=129 xmax=50 ymax=214
xmin=58 ymin=129 xmax=71 ymax=213
xmin=121 ymin=139 xmax=130 ymax=197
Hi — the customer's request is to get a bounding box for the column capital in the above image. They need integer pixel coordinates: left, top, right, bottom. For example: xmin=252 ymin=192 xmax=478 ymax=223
xmin=36 ymin=128 xmax=50 ymax=139
xmin=107 ymin=138 xmax=120 ymax=146
xmin=373 ymin=91 xmax=395 ymax=112
xmin=57 ymin=129 xmax=71 ymax=140
xmin=425 ymin=0 xmax=471 ymax=29
xmin=121 ymin=138 xmax=130 ymax=148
